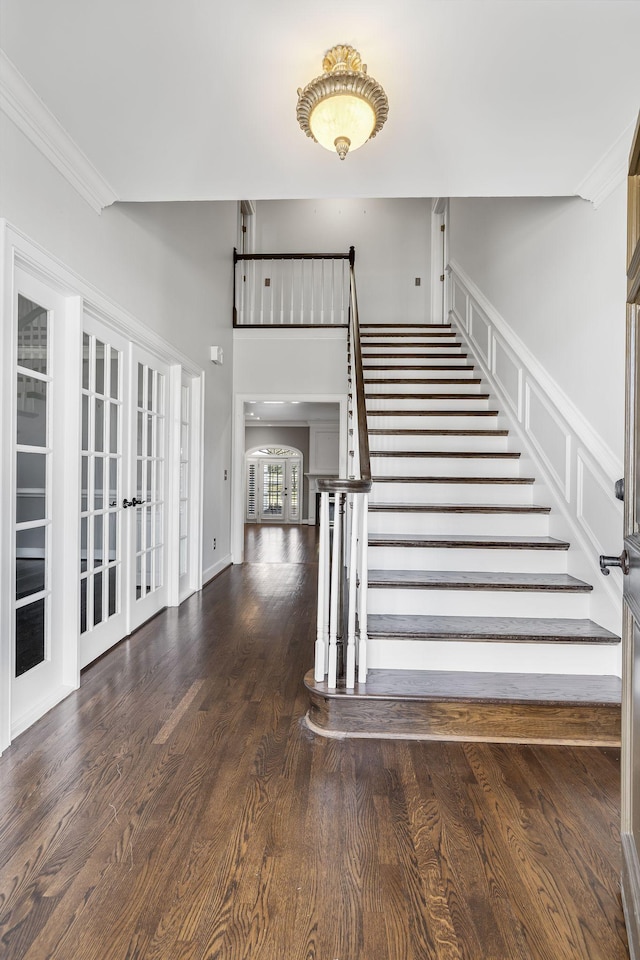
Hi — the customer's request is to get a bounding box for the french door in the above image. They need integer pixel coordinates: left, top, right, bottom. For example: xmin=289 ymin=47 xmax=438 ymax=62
xmin=11 ymin=269 xmax=77 ymax=734
xmin=246 ymin=454 xmax=302 ymax=523
xmin=80 ymin=316 xmax=169 ymax=668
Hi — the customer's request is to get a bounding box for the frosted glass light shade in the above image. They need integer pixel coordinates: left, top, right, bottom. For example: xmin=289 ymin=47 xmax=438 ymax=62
xmin=297 ymin=45 xmax=389 ymax=161
xmin=309 ymin=95 xmax=376 ymax=155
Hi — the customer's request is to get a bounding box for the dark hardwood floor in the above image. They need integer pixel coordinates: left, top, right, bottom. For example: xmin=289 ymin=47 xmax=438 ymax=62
xmin=0 ymin=524 xmax=628 ymax=959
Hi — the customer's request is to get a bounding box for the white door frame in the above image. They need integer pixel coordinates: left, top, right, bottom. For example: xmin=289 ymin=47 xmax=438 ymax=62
xmin=0 ymin=221 xmax=205 ymax=753
xmin=231 ymin=393 xmax=348 ymax=564
xmin=430 ymin=198 xmax=449 ymax=325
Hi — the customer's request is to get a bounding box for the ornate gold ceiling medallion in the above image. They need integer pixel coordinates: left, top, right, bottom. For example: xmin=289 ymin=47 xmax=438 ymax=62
xmin=296 ymin=44 xmax=389 ymax=160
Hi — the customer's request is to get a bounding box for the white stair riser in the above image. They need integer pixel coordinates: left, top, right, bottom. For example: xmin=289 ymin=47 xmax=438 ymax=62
xmin=366 ymin=396 xmax=490 ymax=411
xmin=367 ymin=588 xmax=590 ymax=619
xmin=364 ymin=367 xmax=478 ymax=380
xmin=368 ymin=414 xmax=499 ymax=430
xmin=371 ymin=457 xmax=520 ymax=477
xmin=369 ymin=433 xmax=509 ymax=452
xmin=368 ymin=510 xmax=549 ymax=536
xmin=368 ymin=545 xmax=568 ymax=573
xmin=364 ymin=381 xmax=485 ymax=395
xmin=362 ymin=344 xmax=464 ymax=355
xmin=363 ymin=356 xmax=470 ymax=368
xmin=366 ymin=638 xmax=618 ymax=676
xmin=362 ymin=341 xmax=460 ymax=351
xmin=370 ymin=481 xmax=534 ymax=505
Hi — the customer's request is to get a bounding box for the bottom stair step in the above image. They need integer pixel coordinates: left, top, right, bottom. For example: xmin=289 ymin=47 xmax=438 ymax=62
xmin=304 ymin=668 xmax=621 ymax=745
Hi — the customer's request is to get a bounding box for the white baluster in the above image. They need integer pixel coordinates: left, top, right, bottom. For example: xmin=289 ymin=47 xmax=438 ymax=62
xmin=346 ymin=493 xmax=361 ymax=689
xmin=358 ymin=492 xmax=369 ymax=683
xmin=327 ymin=491 xmax=342 ymax=689
xmin=315 ymin=491 xmax=330 ymax=681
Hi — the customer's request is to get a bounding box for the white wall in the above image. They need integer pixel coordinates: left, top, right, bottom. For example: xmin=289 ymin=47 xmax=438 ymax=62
xmin=254 ymin=198 xmax=433 ymax=325
xmin=0 ymin=112 xmax=237 ymax=576
xmin=448 ymin=189 xmax=627 ymax=458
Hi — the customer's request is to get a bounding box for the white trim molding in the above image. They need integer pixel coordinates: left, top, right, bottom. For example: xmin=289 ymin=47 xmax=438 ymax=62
xmin=448 ymin=259 xmax=623 ymax=639
xmin=0 ymin=51 xmax=118 ymax=213
xmin=575 ymin=119 xmax=636 ymax=209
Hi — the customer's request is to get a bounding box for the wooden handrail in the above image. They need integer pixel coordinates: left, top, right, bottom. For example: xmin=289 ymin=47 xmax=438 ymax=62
xmin=234 ymin=250 xmax=352 ymax=262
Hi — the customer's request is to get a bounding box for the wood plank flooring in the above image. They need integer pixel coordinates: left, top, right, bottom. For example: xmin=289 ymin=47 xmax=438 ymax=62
xmin=0 ymin=524 xmax=628 ymax=959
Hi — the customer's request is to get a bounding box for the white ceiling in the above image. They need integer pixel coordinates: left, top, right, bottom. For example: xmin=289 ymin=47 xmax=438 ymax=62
xmin=1 ymin=0 xmax=639 ymax=203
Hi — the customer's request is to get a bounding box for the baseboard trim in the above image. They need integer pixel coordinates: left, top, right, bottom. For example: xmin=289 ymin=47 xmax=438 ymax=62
xmin=202 ymin=554 xmax=232 ymax=586
xmin=11 ymin=682 xmax=76 ymax=741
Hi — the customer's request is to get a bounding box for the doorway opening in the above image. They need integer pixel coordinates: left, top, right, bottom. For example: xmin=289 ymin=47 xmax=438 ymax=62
xmin=245 ymin=446 xmax=303 ymax=524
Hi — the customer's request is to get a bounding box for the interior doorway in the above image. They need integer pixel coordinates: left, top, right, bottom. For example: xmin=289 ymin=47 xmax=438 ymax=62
xmin=245 ymin=447 xmax=302 ymax=523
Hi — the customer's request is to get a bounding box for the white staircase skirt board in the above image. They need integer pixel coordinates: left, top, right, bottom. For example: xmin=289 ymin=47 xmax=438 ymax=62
xmin=371 ymin=455 xmax=520 ymax=478
xmin=368 ymin=510 xmax=549 ymax=536
xmin=367 ymin=414 xmax=499 ymax=430
xmin=367 ymin=588 xmax=590 ymax=619
xmin=370 ymin=480 xmax=535 ymax=505
xmin=369 ymin=433 xmax=509 ymax=452
xmin=367 ymin=545 xmax=568 ymax=573
xmin=366 ymin=396 xmax=490 ymax=411
xmin=366 ymin=638 xmax=619 ymax=676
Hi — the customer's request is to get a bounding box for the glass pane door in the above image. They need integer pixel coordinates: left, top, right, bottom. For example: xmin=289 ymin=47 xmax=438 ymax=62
xmin=79 ymin=320 xmax=128 ymax=668
xmin=129 ymin=349 xmax=168 ymax=630
xmin=11 ymin=270 xmax=74 ymax=737
xmin=261 ymin=462 xmax=284 ymax=519
xmin=15 ymin=294 xmax=50 ymax=678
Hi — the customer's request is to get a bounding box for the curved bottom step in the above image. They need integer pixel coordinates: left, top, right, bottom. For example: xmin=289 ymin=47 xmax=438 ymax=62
xmin=304 ymin=668 xmax=621 ymax=745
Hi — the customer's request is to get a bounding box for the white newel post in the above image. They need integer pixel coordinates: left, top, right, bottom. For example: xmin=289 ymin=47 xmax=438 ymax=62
xmin=327 ymin=491 xmax=342 ymax=689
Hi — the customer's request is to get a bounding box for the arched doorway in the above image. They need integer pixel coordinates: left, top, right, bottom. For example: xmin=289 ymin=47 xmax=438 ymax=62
xmin=245 ymin=446 xmax=302 ymax=523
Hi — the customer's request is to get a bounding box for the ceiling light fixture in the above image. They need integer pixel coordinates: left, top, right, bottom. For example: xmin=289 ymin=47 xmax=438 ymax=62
xmin=296 ymin=44 xmax=389 ymax=161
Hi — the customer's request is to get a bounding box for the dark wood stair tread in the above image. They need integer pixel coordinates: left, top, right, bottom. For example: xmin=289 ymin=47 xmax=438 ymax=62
xmin=368 ymin=570 xmax=592 ymax=592
xmin=369 ymin=428 xmax=508 ymax=436
xmin=369 ymin=450 xmax=520 ymax=459
xmin=372 ymin=476 xmax=536 ymax=484
xmin=367 ymin=614 xmax=619 ymax=643
xmin=363 ymin=364 xmax=475 ymax=371
xmin=366 ymin=392 xmax=489 ymax=400
xmin=363 ymin=352 xmax=468 ymax=359
xmin=305 ymin=668 xmax=620 ymax=705
xmin=369 ymin=533 xmax=569 ymax=550
xmin=360 ymin=323 xmax=452 ymax=329
xmin=367 ymin=410 xmax=499 ymax=417
xmin=364 ymin=378 xmax=483 ymax=385
xmin=369 ymin=502 xmax=550 ymax=514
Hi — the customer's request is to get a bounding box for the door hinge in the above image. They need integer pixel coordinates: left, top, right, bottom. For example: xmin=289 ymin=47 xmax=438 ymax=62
xmin=440 ymin=224 xmax=445 ymax=232
xmin=440 ymin=274 xmax=445 ymax=282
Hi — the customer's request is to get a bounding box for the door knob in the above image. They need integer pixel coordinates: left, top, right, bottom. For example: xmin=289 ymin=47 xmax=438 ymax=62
xmin=599 ymin=550 xmax=630 ymax=576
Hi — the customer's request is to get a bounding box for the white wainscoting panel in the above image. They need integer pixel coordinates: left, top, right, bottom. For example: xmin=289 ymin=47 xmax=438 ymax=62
xmin=448 ymin=259 xmax=623 ymax=635
xmin=452 ymin=276 xmax=468 ymax=329
xmin=524 ymin=381 xmax=571 ymax=500
xmin=469 ymin=302 xmax=490 ymax=365
xmin=492 ymin=334 xmax=522 ymax=418
xmin=577 ymin=451 xmax=625 ymax=556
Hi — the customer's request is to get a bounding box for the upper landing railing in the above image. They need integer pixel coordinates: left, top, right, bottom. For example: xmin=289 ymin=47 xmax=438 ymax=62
xmin=232 ymin=247 xmax=371 ymax=688
xmin=233 ymin=248 xmax=353 ymax=327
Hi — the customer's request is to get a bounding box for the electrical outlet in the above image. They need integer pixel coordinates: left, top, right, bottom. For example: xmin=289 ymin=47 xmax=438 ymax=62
xmin=415 ymin=277 xmax=421 ymax=286
xmin=213 ymin=538 xmax=216 ymax=550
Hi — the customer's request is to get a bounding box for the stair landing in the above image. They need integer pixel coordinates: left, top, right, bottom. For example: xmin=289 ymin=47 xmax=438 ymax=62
xmin=304 ymin=668 xmax=621 ymax=746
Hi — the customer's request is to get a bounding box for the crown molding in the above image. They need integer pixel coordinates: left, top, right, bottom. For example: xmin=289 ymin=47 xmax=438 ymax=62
xmin=0 ymin=51 xmax=118 ymax=213
xmin=575 ymin=119 xmax=635 ymax=208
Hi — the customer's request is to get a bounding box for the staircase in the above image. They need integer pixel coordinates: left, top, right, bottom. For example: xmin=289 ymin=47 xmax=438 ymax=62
xmin=305 ymin=322 xmax=621 ymax=745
